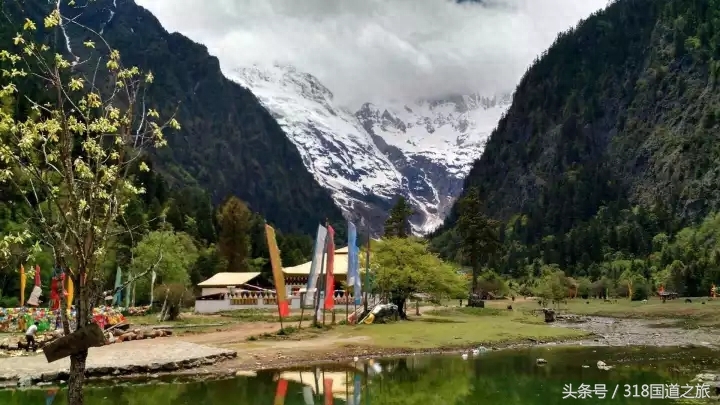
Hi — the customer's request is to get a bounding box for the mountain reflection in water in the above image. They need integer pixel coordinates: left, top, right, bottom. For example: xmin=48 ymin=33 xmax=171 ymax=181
xmin=1 ymin=346 xmax=717 ymax=404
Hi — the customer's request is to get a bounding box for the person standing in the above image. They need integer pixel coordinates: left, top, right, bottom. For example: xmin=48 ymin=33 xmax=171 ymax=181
xmin=25 ymin=321 xmax=39 ymax=352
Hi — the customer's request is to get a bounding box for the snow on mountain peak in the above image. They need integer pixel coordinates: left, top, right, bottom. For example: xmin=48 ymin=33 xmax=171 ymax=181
xmin=230 ymin=64 xmax=510 ymax=235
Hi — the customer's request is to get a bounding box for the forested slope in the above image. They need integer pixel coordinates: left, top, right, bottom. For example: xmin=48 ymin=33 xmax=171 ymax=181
xmin=433 ymin=0 xmax=720 ymax=295
xmin=0 ymin=0 xmax=346 ymax=237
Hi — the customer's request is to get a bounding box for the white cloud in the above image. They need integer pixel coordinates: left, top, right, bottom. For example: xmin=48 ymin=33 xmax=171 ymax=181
xmin=134 ymin=0 xmax=609 ymax=108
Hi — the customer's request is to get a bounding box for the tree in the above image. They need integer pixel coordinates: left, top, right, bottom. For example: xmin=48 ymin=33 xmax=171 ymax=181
xmin=129 ymin=230 xmax=197 ymax=303
xmin=455 ymin=188 xmax=502 ymax=299
xmin=0 ymin=6 xmax=179 ymax=404
xmin=371 ymin=237 xmax=465 ymax=318
xmin=384 ymin=196 xmax=414 ymax=238
xmin=535 ymin=267 xmax=569 ymax=308
xmin=216 ymin=196 xmax=252 ymax=272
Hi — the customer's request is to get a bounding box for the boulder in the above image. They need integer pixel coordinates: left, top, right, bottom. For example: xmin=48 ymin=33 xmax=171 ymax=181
xmin=542 ymin=308 xmax=556 ymax=323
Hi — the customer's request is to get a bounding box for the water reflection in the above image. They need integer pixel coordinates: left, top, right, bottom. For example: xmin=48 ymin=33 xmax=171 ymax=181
xmin=1 ymin=346 xmax=717 ymax=405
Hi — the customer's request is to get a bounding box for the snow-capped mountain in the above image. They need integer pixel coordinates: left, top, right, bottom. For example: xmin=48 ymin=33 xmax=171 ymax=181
xmin=230 ymin=64 xmax=510 ymax=235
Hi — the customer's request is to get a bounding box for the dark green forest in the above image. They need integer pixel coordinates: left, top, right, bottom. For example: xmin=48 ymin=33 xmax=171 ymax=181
xmin=433 ymin=0 xmax=720 ymax=298
xmin=0 ymin=0 xmax=345 ymax=238
xmin=0 ymin=0 xmax=353 ymax=305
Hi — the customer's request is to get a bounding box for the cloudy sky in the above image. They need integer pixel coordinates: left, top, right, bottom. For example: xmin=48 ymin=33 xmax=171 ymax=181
xmin=135 ymin=0 xmax=609 ymax=108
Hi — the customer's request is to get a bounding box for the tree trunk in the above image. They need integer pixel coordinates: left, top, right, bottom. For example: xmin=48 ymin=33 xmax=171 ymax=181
xmin=471 ymin=262 xmax=479 ymax=294
xmin=391 ymin=295 xmax=407 ymax=320
xmin=67 ymin=272 xmax=89 ymax=405
xmin=67 ymin=349 xmax=88 ymax=405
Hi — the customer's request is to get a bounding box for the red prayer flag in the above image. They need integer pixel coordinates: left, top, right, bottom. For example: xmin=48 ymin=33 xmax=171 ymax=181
xmin=324 ymin=378 xmax=334 ymax=405
xmin=324 ymin=225 xmax=336 ymax=310
xmin=34 ymin=264 xmax=41 ymax=287
xmin=274 ymin=378 xmax=288 ymax=405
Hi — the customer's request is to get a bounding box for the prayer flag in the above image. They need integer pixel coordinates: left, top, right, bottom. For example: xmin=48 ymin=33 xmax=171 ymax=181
xmin=274 ymin=378 xmax=289 ymax=405
xmin=347 ymin=222 xmax=362 ymax=305
xmin=305 ymin=225 xmax=328 ymax=306
xmin=19 ymin=264 xmax=25 ymax=306
xmin=266 ymin=224 xmax=290 ymax=317
xmin=113 ymin=267 xmax=122 ymax=306
xmin=66 ymin=274 xmax=74 ymax=311
xmin=323 ymin=225 xmax=336 ymax=310
xmin=324 ymin=378 xmax=334 ymax=405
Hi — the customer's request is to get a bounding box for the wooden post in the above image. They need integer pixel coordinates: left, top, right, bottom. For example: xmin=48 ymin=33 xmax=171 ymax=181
xmin=298 ymin=300 xmax=305 ymax=329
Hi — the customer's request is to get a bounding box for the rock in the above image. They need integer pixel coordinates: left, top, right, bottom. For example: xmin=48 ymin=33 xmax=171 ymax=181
xmin=41 ymin=372 xmax=59 ymax=381
xmin=17 ymin=376 xmax=32 ymax=387
xmin=597 ymin=360 xmax=612 ymax=370
xmin=693 ymin=373 xmax=718 ymax=382
xmin=536 ymin=358 xmax=547 ymax=364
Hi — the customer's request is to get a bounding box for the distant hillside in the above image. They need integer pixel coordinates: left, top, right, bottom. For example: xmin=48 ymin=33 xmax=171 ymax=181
xmin=440 ymin=0 xmax=720 ymax=244
xmin=0 ymin=0 xmax=346 ymax=237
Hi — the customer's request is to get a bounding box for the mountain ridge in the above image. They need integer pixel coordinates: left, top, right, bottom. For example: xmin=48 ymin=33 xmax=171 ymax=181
xmin=231 ymin=63 xmax=511 ymax=235
xmin=31 ymin=0 xmax=349 ymax=237
xmin=438 ymin=0 xmax=720 ymax=246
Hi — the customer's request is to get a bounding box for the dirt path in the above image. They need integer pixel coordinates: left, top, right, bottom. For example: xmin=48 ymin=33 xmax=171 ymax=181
xmin=175 ymin=322 xmax=280 ymax=346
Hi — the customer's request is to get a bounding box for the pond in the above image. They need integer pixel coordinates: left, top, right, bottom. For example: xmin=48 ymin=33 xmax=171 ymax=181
xmin=1 ymin=346 xmax=718 ymax=404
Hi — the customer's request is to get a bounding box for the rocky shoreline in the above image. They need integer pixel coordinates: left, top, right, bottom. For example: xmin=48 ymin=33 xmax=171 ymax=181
xmin=3 ymin=315 xmax=719 ymax=389
xmin=0 ymin=340 xmax=237 ymax=387
xmin=552 ymin=315 xmax=720 ymax=348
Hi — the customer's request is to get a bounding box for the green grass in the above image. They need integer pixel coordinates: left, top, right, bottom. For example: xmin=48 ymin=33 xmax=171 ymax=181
xmin=332 ymin=308 xmax=586 ymax=350
xmin=484 ymin=297 xmax=720 ymax=329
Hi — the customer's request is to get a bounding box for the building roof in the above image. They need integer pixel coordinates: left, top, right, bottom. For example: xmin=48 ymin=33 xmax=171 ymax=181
xmin=283 ymin=248 xmax=350 ymax=276
xmin=197 ymin=272 xmax=261 ymax=287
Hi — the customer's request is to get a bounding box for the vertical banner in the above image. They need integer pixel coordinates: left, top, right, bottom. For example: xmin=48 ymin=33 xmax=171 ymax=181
xmin=323 ymin=378 xmax=334 ymax=405
xmin=347 ymin=222 xmax=357 ymax=297
xmin=66 ymin=275 xmax=74 ymax=311
xmin=303 ymin=385 xmax=315 ymax=405
xmin=274 ymin=378 xmax=289 ymax=405
xmin=347 ymin=222 xmax=362 ymax=305
xmin=266 ymin=224 xmax=291 ymax=317
xmin=305 ymin=225 xmax=328 ymax=306
xmin=323 ymin=225 xmax=336 ymax=310
xmin=113 ymin=267 xmax=122 ymax=306
xmin=19 ymin=264 xmax=25 ymax=306
xmin=28 ymin=264 xmax=42 ymax=306
xmin=150 ymin=269 xmax=157 ymax=305
xmin=45 ymin=388 xmax=58 ymax=405
xmin=124 ymin=272 xmax=131 ymax=308
xmin=353 ymin=372 xmax=362 ymax=405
